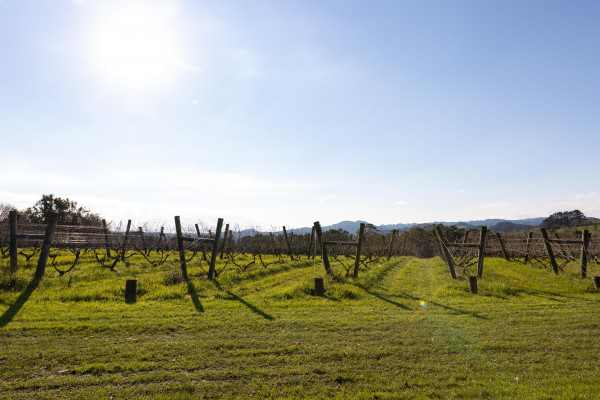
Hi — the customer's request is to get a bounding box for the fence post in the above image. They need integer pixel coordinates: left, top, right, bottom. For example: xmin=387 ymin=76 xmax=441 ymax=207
xmin=523 ymin=231 xmax=533 ymax=263
xmin=34 ymin=212 xmax=58 ymax=279
xmin=353 ymin=222 xmax=366 ymax=278
xmin=477 ymin=226 xmax=487 ymax=278
xmin=435 ymin=226 xmax=456 ymax=279
xmin=581 ymin=230 xmax=590 ymax=278
xmin=9 ymin=210 xmax=18 ymax=273
xmin=220 ymin=223 xmax=230 ymax=259
xmin=313 ymin=221 xmax=332 ymax=275
xmin=174 ymin=216 xmax=188 ymax=281
xmin=125 ymin=279 xmax=137 ymax=303
xmin=282 ymin=226 xmax=294 ymax=261
xmin=469 ymin=276 xmax=478 ymax=294
xmin=496 ymin=232 xmax=510 ymax=261
xmin=102 ymin=219 xmax=112 ymax=257
xmin=208 ymin=218 xmax=224 ymax=280
xmin=120 ymin=219 xmax=132 ymax=261
xmin=387 ymin=229 xmax=398 ymax=261
xmin=540 ymin=228 xmax=559 ymax=274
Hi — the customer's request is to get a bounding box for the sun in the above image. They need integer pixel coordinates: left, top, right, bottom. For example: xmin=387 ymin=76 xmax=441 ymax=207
xmin=85 ymin=1 xmax=184 ymax=95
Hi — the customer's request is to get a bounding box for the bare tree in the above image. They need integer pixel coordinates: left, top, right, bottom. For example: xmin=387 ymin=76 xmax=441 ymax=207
xmin=0 ymin=202 xmax=15 ymax=222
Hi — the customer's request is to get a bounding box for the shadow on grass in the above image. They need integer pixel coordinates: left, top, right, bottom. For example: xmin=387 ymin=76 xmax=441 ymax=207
xmin=396 ymin=292 xmax=488 ymax=320
xmin=485 ymin=286 xmax=595 ymax=303
xmin=0 ymin=277 xmax=40 ymax=328
xmin=361 ymin=288 xmax=411 ymax=310
xmin=187 ymin=282 xmax=204 ymax=313
xmin=213 ymin=280 xmax=274 ymax=320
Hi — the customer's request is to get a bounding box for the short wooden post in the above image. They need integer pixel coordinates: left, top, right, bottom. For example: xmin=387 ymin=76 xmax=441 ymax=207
xmin=313 ymin=221 xmax=332 ymax=275
xmin=353 ymin=223 xmax=366 ymax=278
xmin=102 ymin=219 xmax=112 ymax=257
xmin=581 ymin=230 xmax=590 ymax=278
xmin=174 ymin=216 xmax=188 ymax=281
xmin=282 ymin=226 xmax=294 ymax=261
xmin=308 ymin=226 xmax=315 ymax=258
xmin=34 ymin=212 xmax=58 ymax=279
xmin=540 ymin=228 xmax=559 ymax=274
xmin=496 ymin=232 xmax=510 ymax=261
xmin=9 ymin=210 xmax=18 ymax=273
xmin=208 ymin=218 xmax=224 ymax=280
xmin=387 ymin=229 xmax=398 ymax=261
xmin=120 ymin=219 xmax=132 ymax=261
xmin=469 ymin=276 xmax=478 ymax=294
xmin=477 ymin=226 xmax=487 ymax=278
xmin=435 ymin=226 xmax=456 ymax=279
xmin=594 ymin=276 xmax=600 ymax=291
xmin=523 ymin=231 xmax=533 ymax=263
xmin=219 ymin=223 xmax=230 ymax=259
xmin=314 ymin=277 xmax=325 ymax=296
xmin=125 ymin=279 xmax=137 ymax=302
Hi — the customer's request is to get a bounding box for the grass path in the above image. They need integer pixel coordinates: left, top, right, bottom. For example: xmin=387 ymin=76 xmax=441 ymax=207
xmin=1 ymin=255 xmax=600 ymax=398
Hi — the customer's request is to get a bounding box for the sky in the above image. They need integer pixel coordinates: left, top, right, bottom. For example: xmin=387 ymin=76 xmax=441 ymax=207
xmin=1 ymin=0 xmax=599 ymax=230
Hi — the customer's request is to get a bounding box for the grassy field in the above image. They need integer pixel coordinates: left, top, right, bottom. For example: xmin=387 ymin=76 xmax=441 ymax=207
xmin=1 ymin=252 xmax=600 ymax=399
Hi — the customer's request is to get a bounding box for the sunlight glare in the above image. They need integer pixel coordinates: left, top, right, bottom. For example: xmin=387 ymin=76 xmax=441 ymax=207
xmin=86 ymin=1 xmax=184 ymax=95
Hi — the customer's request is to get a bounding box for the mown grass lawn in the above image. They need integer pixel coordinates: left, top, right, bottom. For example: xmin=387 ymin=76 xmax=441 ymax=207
xmin=1 ymin=253 xmax=600 ymax=399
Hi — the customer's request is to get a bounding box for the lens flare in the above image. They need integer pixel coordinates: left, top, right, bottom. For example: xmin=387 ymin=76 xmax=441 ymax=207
xmin=419 ymin=300 xmax=427 ymax=308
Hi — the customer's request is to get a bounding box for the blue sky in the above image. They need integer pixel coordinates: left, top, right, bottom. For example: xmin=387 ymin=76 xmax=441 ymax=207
xmin=1 ymin=0 xmax=599 ymax=229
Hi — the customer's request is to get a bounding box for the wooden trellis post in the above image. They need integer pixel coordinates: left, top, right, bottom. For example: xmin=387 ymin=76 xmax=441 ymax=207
xmin=308 ymin=226 xmax=315 ymax=258
xmin=207 ymin=218 xmax=224 ymax=280
xmin=174 ymin=216 xmax=188 ymax=281
xmin=102 ymin=219 xmax=112 ymax=257
xmin=495 ymin=232 xmax=510 ymax=261
xmin=435 ymin=226 xmax=457 ymax=279
xmin=353 ymin=223 xmax=366 ymax=278
xmin=34 ymin=212 xmax=58 ymax=279
xmin=539 ymin=228 xmax=559 ymax=274
xmin=523 ymin=231 xmax=533 ymax=263
xmin=313 ymin=221 xmax=332 ymax=275
xmin=138 ymin=227 xmax=146 ymax=252
xmin=9 ymin=210 xmax=18 ymax=273
xmin=195 ymin=224 xmax=208 ymax=262
xmin=581 ymin=230 xmax=590 ymax=278
xmin=220 ymin=223 xmax=230 ymax=259
xmin=120 ymin=219 xmax=132 ymax=261
xmin=282 ymin=226 xmax=294 ymax=261
xmin=386 ymin=229 xmax=398 ymax=261
xmin=477 ymin=226 xmax=487 ymax=278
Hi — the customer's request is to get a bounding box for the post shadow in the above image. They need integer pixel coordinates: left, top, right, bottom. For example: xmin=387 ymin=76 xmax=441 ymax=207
xmin=213 ymin=280 xmax=274 ymax=320
xmin=187 ymin=281 xmax=204 ymax=313
xmin=0 ymin=277 xmax=41 ymax=328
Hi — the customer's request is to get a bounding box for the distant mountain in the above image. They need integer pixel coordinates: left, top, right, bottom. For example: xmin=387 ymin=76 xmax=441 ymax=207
xmin=488 ymin=221 xmax=535 ymax=233
xmin=238 ymin=216 xmax=555 ymax=237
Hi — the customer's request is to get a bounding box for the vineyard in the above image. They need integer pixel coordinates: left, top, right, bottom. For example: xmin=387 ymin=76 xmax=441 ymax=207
xmin=2 ymin=211 xmax=600 ymax=289
xmin=2 ymin=212 xmax=600 ymax=398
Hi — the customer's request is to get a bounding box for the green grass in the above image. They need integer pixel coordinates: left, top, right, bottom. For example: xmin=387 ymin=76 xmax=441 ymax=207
xmin=1 ymin=252 xmax=600 ymax=399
